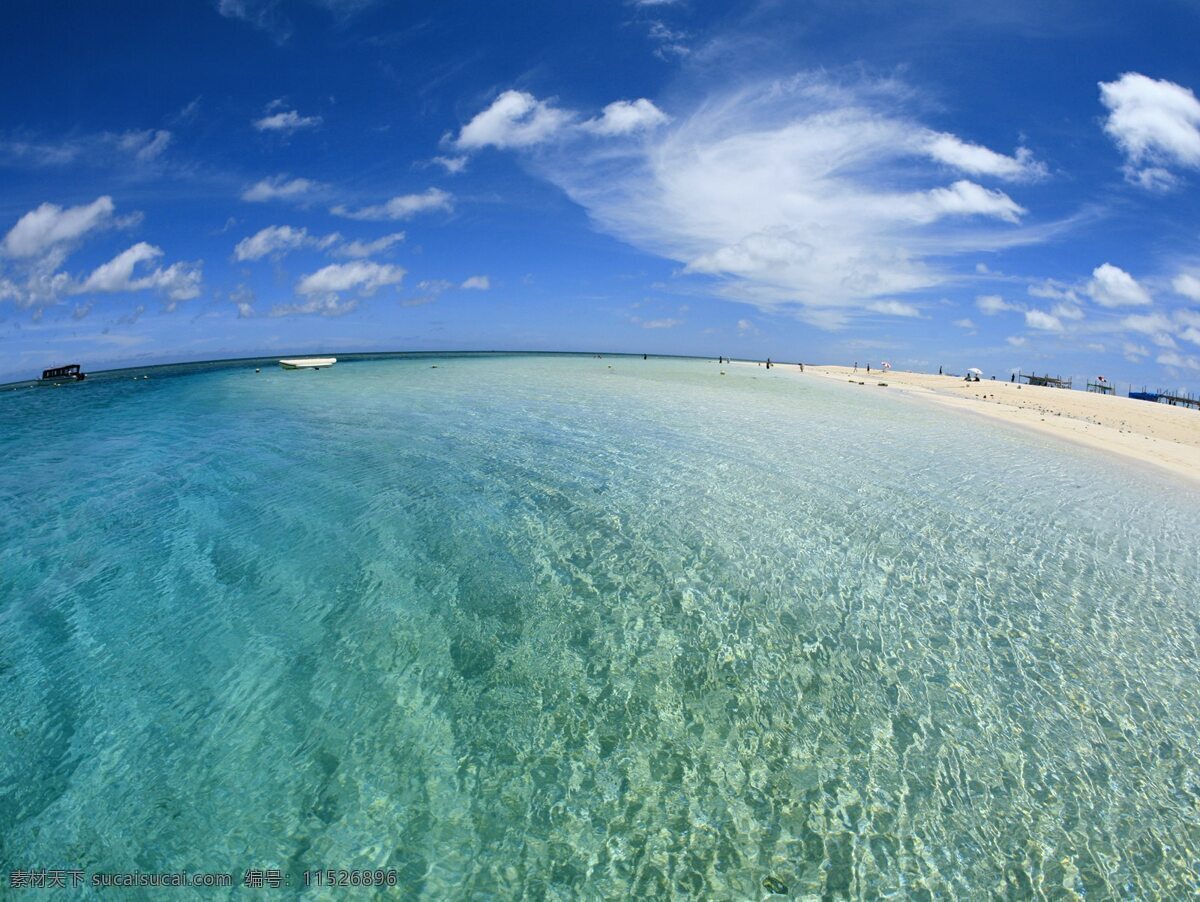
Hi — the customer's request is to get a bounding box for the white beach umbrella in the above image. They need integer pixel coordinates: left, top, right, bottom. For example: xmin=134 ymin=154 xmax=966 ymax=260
xmin=967 ymin=367 xmax=983 ymax=376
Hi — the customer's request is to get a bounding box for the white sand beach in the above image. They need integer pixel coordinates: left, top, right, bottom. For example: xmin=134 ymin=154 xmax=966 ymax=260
xmin=738 ymin=361 xmax=1200 ymax=486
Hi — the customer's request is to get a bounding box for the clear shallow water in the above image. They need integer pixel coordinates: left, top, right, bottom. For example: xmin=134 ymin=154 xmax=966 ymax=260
xmin=2 ymin=354 xmax=1199 ymax=898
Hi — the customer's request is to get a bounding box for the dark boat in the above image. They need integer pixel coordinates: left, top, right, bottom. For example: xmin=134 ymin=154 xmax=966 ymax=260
xmin=40 ymin=364 xmax=86 ymax=383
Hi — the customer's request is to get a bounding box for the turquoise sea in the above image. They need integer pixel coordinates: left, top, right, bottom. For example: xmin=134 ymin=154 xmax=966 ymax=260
xmin=2 ymin=353 xmax=1199 ymax=897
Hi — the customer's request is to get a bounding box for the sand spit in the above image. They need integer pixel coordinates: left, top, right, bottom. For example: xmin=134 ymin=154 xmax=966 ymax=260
xmin=737 ymin=362 xmax=1200 ymax=487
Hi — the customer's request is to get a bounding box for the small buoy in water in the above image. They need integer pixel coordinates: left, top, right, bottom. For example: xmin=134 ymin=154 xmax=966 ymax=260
xmin=720 ymin=371 xmax=726 ymax=375
xmin=431 ymin=365 xmax=438 ymax=368
xmin=255 ymin=368 xmax=260 ymax=373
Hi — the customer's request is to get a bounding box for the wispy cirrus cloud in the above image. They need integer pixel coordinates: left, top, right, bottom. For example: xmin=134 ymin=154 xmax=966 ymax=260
xmin=464 ymin=74 xmax=1045 ymax=326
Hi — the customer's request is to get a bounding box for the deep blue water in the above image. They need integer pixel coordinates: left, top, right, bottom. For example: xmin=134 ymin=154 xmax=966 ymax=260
xmin=1 ymin=354 xmax=1198 ymax=897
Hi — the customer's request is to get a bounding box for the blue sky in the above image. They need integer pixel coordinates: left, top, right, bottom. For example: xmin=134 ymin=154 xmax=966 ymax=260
xmin=2 ymin=0 xmax=1200 ymax=387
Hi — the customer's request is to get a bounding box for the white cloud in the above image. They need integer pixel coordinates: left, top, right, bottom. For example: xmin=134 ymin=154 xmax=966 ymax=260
xmin=1024 ymin=309 xmax=1063 ymax=331
xmin=334 ymin=232 xmax=405 ymax=258
xmin=269 ymin=296 xmax=359 ymax=317
xmin=953 ymin=317 xmax=976 ymax=329
xmin=867 ymin=300 xmax=921 ymax=317
xmin=242 ymin=175 xmax=320 ymax=202
xmin=461 ymin=275 xmax=490 ymax=290
xmin=332 ymin=188 xmax=452 ymax=221
xmin=1173 ymin=273 xmax=1200 ymax=301
xmin=1051 ymin=302 xmax=1084 ymax=321
xmin=234 ymin=225 xmax=315 ymax=260
xmin=1099 ymin=72 xmax=1200 ymax=188
xmin=583 ymin=99 xmax=669 ymax=136
xmin=77 ymin=242 xmax=202 ymax=303
xmin=1121 ymin=312 xmax=1177 ymax=348
xmin=1087 ymin=262 xmax=1151 ymax=307
xmin=924 ymin=134 xmax=1045 ymax=181
xmin=455 ymin=90 xmax=573 ymax=150
xmin=1156 ymin=351 xmax=1200 ymax=370
xmin=514 ymin=75 xmax=1041 ymax=322
xmin=119 ymin=129 xmax=173 ymax=161
xmin=976 ymin=294 xmax=1017 ymax=314
xmin=2 ymin=196 xmax=115 ymax=258
xmin=254 ymin=109 xmax=322 ymax=133
xmin=296 ymin=260 xmax=405 ymax=297
xmin=917 ymin=180 xmax=1025 ymax=224
xmin=1180 ymin=326 xmax=1200 ymax=346
xmin=76 ymin=239 xmax=201 ymax=303
xmin=1028 ymin=279 xmax=1079 ymax=303
xmin=1006 ymin=336 xmax=1026 ymax=347
xmin=433 ymin=155 xmax=468 ymax=174
xmin=1124 ymin=341 xmax=1149 ymax=361
xmin=641 ymin=317 xmax=681 ymax=328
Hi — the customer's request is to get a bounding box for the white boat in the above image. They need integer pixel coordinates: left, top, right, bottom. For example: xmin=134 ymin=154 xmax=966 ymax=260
xmin=279 ymin=357 xmax=337 ymax=369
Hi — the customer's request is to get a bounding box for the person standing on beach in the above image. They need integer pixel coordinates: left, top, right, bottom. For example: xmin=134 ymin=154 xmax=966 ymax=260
xmin=854 ymin=361 xmax=858 ymax=372
xmin=939 ymin=365 xmax=943 ymax=375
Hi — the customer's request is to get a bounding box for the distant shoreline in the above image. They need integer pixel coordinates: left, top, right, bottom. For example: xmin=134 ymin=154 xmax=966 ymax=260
xmin=737 ymin=361 xmax=1200 ymax=488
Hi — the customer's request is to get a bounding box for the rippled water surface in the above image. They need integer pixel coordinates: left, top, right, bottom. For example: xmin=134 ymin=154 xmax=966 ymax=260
xmin=2 ymin=354 xmax=1199 ymax=897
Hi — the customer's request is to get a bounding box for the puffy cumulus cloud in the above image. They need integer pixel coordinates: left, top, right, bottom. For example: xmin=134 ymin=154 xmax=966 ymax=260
xmin=867 ymin=300 xmax=921 ymax=317
xmin=254 ymin=109 xmax=322 ymax=133
xmin=1087 ymin=263 xmax=1151 ymax=307
xmin=0 ymin=197 xmax=200 ymax=312
xmin=461 ymin=275 xmax=490 ymax=290
xmin=1174 ymin=273 xmax=1200 ymax=301
xmin=1024 ymin=308 xmax=1063 ymax=331
xmin=242 ymin=175 xmax=320 ymax=202
xmin=332 ymin=188 xmax=452 ymax=221
xmin=2 ymin=196 xmax=115 ymax=258
xmin=976 ymin=294 xmax=1018 ymax=315
xmin=454 ymin=91 xmax=667 ymax=150
xmin=77 ymin=242 xmax=203 ymax=304
xmin=953 ymin=317 xmax=976 ymax=329
xmin=1006 ymin=335 xmax=1026 ymax=347
xmin=583 ymin=99 xmax=669 ymax=136
xmin=1099 ymin=73 xmax=1200 ymax=188
xmin=296 ymin=260 xmax=405 ymax=297
xmin=455 ymin=91 xmax=573 ymax=150
xmin=510 ymin=75 xmax=1043 ymax=322
xmin=923 ymin=134 xmax=1046 ymax=181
